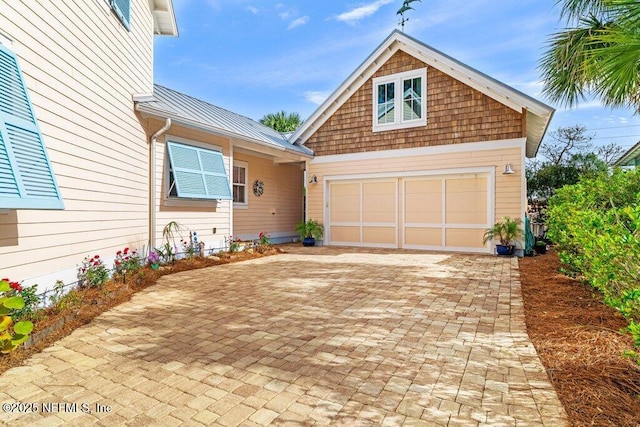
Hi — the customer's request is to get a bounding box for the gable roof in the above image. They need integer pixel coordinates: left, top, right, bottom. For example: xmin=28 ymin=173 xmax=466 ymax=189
xmin=135 ymin=85 xmax=312 ymax=158
xmin=614 ymin=140 xmax=640 ymax=167
xmin=290 ymin=30 xmax=555 ymax=158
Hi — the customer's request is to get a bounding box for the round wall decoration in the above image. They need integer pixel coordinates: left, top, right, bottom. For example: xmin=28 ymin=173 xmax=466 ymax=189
xmin=253 ymin=180 xmax=264 ymax=196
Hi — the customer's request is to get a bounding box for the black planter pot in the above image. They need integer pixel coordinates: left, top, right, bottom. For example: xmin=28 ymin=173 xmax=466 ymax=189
xmin=302 ymin=237 xmax=316 ymax=247
xmin=534 ymin=244 xmax=547 ymax=255
xmin=496 ymin=244 xmax=514 ymax=256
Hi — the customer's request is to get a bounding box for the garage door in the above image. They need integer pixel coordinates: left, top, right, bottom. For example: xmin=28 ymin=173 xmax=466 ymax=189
xmin=402 ymin=175 xmax=489 ymax=251
xmin=327 ymin=173 xmax=490 ymax=252
xmin=328 ymin=180 xmax=397 ymax=248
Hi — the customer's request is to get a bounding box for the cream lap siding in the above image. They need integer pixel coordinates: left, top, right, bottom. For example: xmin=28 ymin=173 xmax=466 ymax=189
xmin=0 ymin=0 xmax=155 ymax=285
xmin=233 ymin=152 xmax=304 ymax=239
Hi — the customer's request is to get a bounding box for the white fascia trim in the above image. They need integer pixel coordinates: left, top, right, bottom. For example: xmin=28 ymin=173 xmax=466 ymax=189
xmin=311 ymin=137 xmax=526 ymax=165
xmin=292 ymin=45 xmax=396 ymax=144
xmin=396 ymin=39 xmax=550 ymax=116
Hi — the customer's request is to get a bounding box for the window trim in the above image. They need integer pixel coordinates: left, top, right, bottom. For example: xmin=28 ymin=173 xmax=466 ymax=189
xmin=233 ymin=160 xmax=249 ymax=209
xmin=164 ymin=137 xmax=232 ymax=202
xmin=372 ymin=68 xmax=427 ymax=132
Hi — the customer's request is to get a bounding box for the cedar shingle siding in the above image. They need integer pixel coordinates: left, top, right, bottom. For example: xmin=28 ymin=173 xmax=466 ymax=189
xmin=305 ymin=51 xmax=524 ymax=156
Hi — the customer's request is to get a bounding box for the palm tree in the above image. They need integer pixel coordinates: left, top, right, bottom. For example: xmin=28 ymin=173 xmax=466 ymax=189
xmin=259 ymin=111 xmax=303 ymax=133
xmin=540 ymin=0 xmax=640 ymax=111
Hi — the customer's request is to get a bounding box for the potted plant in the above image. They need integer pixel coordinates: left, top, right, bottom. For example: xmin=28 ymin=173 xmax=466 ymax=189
xmin=295 ymin=219 xmax=324 ymax=247
xmin=482 ymin=216 xmax=523 ymax=256
xmin=534 ymin=240 xmax=548 ymax=255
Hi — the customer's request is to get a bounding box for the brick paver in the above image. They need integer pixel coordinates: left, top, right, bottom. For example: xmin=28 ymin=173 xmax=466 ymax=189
xmin=0 ymin=247 xmax=567 ymax=425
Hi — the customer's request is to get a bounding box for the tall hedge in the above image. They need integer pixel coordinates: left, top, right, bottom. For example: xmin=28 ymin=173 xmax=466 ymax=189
xmin=547 ymin=169 xmax=640 ymax=340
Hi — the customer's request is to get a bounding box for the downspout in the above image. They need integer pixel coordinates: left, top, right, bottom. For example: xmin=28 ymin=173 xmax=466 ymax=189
xmin=149 ymin=118 xmax=172 ymax=251
xmin=229 ymin=141 xmax=234 ymax=242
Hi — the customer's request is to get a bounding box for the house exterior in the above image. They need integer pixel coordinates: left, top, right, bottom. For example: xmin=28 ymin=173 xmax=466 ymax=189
xmin=1 ymin=6 xmax=553 ymax=293
xmin=614 ymin=140 xmax=640 ymax=169
xmin=291 ymin=31 xmax=555 ymax=254
xmin=134 ymin=85 xmax=311 ymax=251
xmin=0 ymin=1 xmax=308 ymax=292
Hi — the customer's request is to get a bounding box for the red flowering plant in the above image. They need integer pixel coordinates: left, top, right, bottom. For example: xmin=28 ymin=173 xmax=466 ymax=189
xmin=258 ymin=231 xmax=271 ymax=246
xmin=78 ymin=254 xmax=109 ymax=288
xmin=113 ymin=247 xmax=141 ymax=280
xmin=0 ymin=278 xmax=34 ymax=353
xmin=225 ymin=236 xmax=243 ymax=253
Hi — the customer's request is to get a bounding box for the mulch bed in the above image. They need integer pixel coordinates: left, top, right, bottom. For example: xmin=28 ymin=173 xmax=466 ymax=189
xmin=0 ymin=247 xmax=281 ymax=375
xmin=519 ymin=250 xmax=640 ymax=426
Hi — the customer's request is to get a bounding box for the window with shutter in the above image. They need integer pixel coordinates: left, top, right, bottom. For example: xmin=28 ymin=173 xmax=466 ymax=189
xmin=0 ymin=44 xmax=64 ymax=210
xmin=110 ymin=0 xmax=131 ymax=31
xmin=166 ymin=141 xmax=232 ymax=200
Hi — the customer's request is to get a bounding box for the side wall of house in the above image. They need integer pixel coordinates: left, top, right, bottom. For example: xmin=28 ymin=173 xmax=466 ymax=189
xmin=0 ymin=0 xmax=154 ymax=289
xmin=149 ymin=121 xmax=233 ymax=254
xmin=233 ymin=152 xmax=304 ymax=242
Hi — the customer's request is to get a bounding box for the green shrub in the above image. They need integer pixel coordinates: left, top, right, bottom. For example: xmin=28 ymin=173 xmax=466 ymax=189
xmin=547 ymin=169 xmax=640 ymax=362
xmin=0 ymin=279 xmax=34 ymax=353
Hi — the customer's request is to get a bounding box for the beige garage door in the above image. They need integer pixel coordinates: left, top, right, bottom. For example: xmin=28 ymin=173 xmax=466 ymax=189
xmin=328 ymin=180 xmax=397 ymax=248
xmin=403 ymin=175 xmax=489 ymax=251
xmin=327 ymin=173 xmax=490 ymax=252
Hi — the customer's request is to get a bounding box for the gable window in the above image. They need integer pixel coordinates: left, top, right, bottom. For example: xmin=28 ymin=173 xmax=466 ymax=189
xmin=0 ymin=42 xmax=64 ymax=210
xmin=166 ymin=141 xmax=232 ymax=201
xmin=372 ymin=68 xmax=426 ymax=132
xmin=233 ymin=161 xmax=248 ymax=207
xmin=110 ymin=0 xmax=131 ymax=31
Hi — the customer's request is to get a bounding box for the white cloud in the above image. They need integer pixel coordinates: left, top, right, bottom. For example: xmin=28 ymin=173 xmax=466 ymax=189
xmin=246 ymin=5 xmax=259 ymax=15
xmin=288 ymin=16 xmax=309 ymax=30
xmin=279 ymin=10 xmax=294 ymax=20
xmin=305 ymin=90 xmax=331 ymax=105
xmin=336 ymin=0 xmax=394 ymax=24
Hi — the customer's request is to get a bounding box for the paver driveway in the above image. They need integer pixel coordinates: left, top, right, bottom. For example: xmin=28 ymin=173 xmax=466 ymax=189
xmin=0 ymin=247 xmax=567 ymax=426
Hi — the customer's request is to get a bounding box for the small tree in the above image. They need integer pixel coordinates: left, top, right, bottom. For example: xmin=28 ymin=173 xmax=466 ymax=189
xmin=259 ymin=111 xmax=303 ymax=133
xmin=539 ymin=125 xmax=593 ymax=166
xmin=527 ymin=125 xmax=609 ymax=202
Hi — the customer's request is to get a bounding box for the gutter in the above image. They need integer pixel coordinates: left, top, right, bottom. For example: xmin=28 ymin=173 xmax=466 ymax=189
xmin=149 ymin=118 xmax=172 ymax=251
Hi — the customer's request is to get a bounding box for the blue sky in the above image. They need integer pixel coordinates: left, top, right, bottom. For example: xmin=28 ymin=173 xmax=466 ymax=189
xmin=154 ymin=0 xmax=640 ymax=156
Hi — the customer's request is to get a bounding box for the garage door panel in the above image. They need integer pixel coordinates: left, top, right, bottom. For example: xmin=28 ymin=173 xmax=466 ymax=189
xmin=331 ymin=226 xmax=360 ymax=243
xmin=332 ymin=183 xmax=360 ymax=196
xmin=445 ymin=178 xmax=487 ymax=225
xmin=331 ymin=183 xmax=360 ymax=222
xmin=405 ymin=227 xmax=442 ymax=246
xmin=363 ymin=227 xmax=396 ymax=245
xmin=445 ymin=228 xmax=485 ymax=248
xmin=362 ymin=182 xmax=396 ymax=223
xmin=405 ymin=180 xmax=442 ymax=223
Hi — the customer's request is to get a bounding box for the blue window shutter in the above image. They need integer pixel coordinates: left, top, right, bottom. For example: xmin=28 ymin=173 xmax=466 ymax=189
xmin=0 ymin=44 xmax=64 ymax=210
xmin=110 ymin=0 xmax=131 ymax=31
xmin=166 ymin=141 xmax=233 ymax=200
